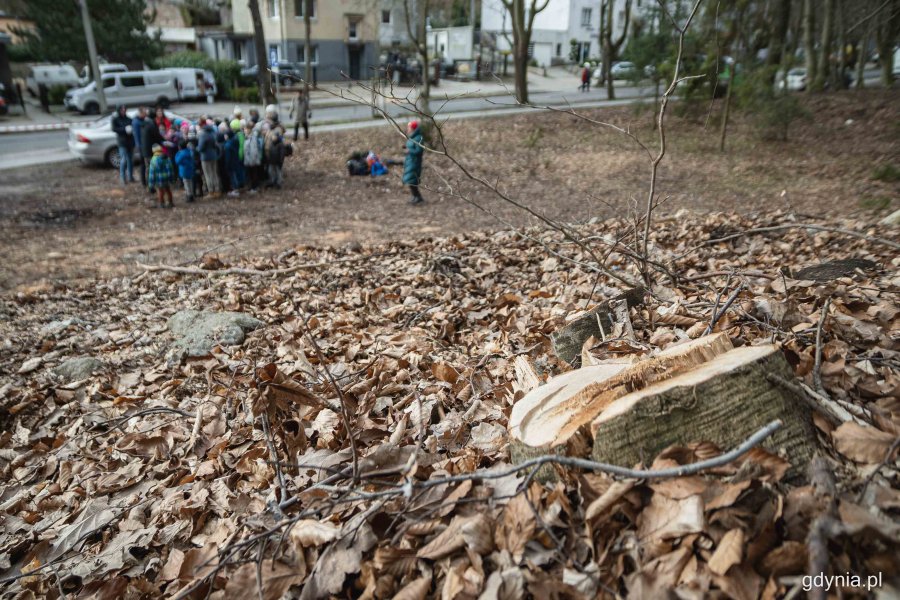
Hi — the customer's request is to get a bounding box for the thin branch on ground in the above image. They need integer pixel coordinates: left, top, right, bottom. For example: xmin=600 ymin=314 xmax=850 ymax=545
xmin=813 ymin=297 xmax=832 ymax=398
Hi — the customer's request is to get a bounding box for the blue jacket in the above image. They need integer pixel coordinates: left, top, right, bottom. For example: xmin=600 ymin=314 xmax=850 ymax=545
xmin=402 ymin=128 xmax=424 ymax=185
xmin=197 ymin=125 xmax=219 ymax=161
xmin=174 ymin=148 xmax=195 ymax=179
xmin=224 ymin=133 xmax=241 ymax=170
xmin=131 ymin=116 xmax=144 ymax=153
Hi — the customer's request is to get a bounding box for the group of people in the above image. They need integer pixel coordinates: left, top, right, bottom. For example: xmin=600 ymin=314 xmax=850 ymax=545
xmin=108 ymin=88 xmax=428 ymax=207
xmin=112 ymin=101 xmax=298 ymax=208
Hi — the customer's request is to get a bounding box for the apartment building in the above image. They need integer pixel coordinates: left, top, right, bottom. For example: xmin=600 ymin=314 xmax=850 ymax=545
xmin=481 ymin=0 xmax=630 ymax=67
xmin=232 ymin=0 xmax=379 ymax=82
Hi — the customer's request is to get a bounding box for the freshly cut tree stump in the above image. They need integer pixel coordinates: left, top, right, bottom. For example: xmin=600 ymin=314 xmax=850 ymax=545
xmin=509 ymin=334 xmax=734 ymax=466
xmin=591 ymin=345 xmax=817 ymax=475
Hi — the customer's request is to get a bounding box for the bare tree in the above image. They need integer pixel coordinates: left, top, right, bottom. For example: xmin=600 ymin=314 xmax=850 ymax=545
xmin=803 ymin=0 xmax=818 ymax=89
xmin=500 ymin=0 xmax=550 ymax=104
xmin=600 ymin=0 xmax=633 ymax=100
xmin=874 ymin=0 xmax=900 ymax=86
xmin=249 ymin=0 xmax=275 ymax=105
xmin=767 ymin=0 xmax=791 ymax=70
xmin=404 ymin=0 xmax=432 ymax=113
xmin=811 ymin=0 xmax=834 ymax=90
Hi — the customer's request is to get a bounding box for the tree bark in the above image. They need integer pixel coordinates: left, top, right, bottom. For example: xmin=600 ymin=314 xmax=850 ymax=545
xmin=874 ymin=0 xmax=900 ymax=87
xmin=404 ymin=0 xmax=430 ymax=113
xmin=803 ymin=0 xmax=818 ymax=89
xmin=767 ymin=0 xmax=791 ymax=70
xmin=856 ymin=23 xmax=869 ymax=90
xmin=249 ymin=0 xmax=274 ymax=105
xmin=590 ymin=345 xmax=818 ymax=479
xmin=601 ymin=0 xmax=632 ymax=100
xmin=813 ymin=0 xmax=834 ymax=90
xmin=501 ymin=0 xmax=550 ymax=104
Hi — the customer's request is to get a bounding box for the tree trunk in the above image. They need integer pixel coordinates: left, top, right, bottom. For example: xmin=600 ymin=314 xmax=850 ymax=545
xmin=767 ymin=0 xmax=791 ymax=70
xmin=719 ymin=69 xmax=734 ymax=152
xmin=304 ymin=0 xmax=311 ymax=96
xmin=874 ymin=7 xmax=898 ymax=88
xmin=856 ymin=24 xmax=869 ymax=90
xmin=803 ymin=0 xmax=818 ymax=89
xmin=813 ymin=0 xmax=834 ymax=90
xmin=835 ymin=0 xmax=846 ymax=89
xmin=249 ymin=0 xmax=274 ymax=105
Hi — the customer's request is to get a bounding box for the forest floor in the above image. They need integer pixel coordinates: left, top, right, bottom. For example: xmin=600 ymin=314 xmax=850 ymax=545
xmin=0 ymin=90 xmax=897 ymax=293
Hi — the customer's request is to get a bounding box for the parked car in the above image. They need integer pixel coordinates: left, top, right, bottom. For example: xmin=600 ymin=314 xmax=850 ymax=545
xmin=165 ymin=68 xmax=217 ymax=100
xmin=78 ymin=63 xmax=128 ymax=86
xmin=0 ymin=83 xmax=8 ymax=116
xmin=26 ymin=64 xmax=80 ymax=96
xmin=67 ymin=108 xmax=192 ymax=168
xmin=65 ymin=70 xmax=178 ymax=114
xmin=609 ymin=61 xmax=638 ymax=79
xmin=780 ymin=67 xmax=807 ymax=91
xmin=272 ymin=62 xmax=303 ymax=85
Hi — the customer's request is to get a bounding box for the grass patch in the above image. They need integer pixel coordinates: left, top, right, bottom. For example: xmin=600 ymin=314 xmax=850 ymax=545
xmin=858 ymin=197 xmax=892 ymax=210
xmin=872 ymin=164 xmax=900 ymax=182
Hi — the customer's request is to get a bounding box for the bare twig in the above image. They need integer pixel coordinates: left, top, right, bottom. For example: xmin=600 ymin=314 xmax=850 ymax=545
xmin=813 ymin=297 xmax=832 ymax=398
xmin=704 ymin=283 xmax=743 ymax=335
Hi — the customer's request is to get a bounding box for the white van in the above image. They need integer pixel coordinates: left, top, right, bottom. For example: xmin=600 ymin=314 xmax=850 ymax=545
xmin=26 ymin=64 xmax=80 ymax=96
xmin=78 ymin=63 xmax=128 ymax=86
xmin=164 ymin=68 xmax=218 ymax=100
xmin=65 ymin=70 xmax=178 ymax=114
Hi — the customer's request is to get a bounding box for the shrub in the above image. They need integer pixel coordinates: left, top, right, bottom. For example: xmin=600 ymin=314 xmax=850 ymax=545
xmin=872 ymin=164 xmax=900 ymax=182
xmin=736 ymin=66 xmax=810 ymax=141
xmin=231 ymin=86 xmax=260 ymax=104
xmin=48 ymin=84 xmax=69 ymax=105
xmin=151 ymin=51 xmax=241 ymax=100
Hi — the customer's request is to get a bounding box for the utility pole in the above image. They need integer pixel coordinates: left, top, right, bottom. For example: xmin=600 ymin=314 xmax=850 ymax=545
xmin=78 ymin=0 xmax=107 ymax=114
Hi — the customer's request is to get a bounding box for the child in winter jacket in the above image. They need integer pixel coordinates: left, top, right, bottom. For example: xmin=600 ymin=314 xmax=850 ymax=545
xmin=148 ymin=144 xmax=176 ymax=208
xmin=174 ymin=141 xmax=196 ymax=203
xmin=243 ymin=123 xmax=264 ymax=192
xmin=223 ymin=130 xmax=242 ymax=196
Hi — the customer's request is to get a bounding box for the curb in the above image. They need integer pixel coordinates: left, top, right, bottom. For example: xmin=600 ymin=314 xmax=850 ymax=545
xmin=0 ymin=122 xmax=73 ymax=134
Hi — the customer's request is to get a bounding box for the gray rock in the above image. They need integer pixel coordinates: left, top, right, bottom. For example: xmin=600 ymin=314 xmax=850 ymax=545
xmin=53 ymin=357 xmax=105 ymax=382
xmin=167 ymin=310 xmax=264 ymax=359
xmin=41 ymin=318 xmax=85 ymax=337
xmin=880 ymin=209 xmax=900 ymax=226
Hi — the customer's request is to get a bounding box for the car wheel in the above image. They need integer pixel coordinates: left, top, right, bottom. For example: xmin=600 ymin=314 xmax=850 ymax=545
xmin=106 ymin=147 xmax=121 ymax=169
xmin=84 ymin=101 xmax=100 ymax=115
xmin=157 ymin=96 xmax=170 ymax=108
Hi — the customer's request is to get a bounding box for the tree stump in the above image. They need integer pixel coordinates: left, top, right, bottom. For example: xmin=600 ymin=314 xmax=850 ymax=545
xmin=509 ymin=334 xmax=735 ymax=466
xmin=590 ymin=345 xmax=817 ymax=476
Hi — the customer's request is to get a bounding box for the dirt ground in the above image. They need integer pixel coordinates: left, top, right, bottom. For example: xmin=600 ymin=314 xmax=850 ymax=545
xmin=0 ymin=90 xmax=897 ymax=292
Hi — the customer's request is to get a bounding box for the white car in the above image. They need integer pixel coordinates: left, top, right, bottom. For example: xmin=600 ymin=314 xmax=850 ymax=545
xmin=25 ymin=64 xmax=80 ymax=96
xmin=65 ymin=70 xmax=178 ymax=114
xmin=780 ymin=67 xmax=807 ymax=91
xmin=610 ymin=61 xmax=637 ymax=79
xmin=67 ymin=109 xmax=192 ymax=168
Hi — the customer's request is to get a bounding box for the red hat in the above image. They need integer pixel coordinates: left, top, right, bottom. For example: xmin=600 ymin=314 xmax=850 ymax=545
xmin=408 ymin=120 xmax=419 ymax=130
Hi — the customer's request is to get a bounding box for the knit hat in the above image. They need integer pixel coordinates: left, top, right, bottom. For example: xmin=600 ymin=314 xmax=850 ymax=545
xmin=265 ymin=103 xmax=278 ymax=118
xmin=408 ymin=120 xmax=419 ymax=130
xmin=230 ymin=118 xmax=241 ymax=131
xmin=233 ymin=105 xmax=243 ymax=117
xmin=151 ymin=143 xmax=162 ymax=152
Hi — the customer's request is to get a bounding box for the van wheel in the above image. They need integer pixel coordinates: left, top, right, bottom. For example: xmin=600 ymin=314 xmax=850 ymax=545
xmin=84 ymin=101 xmax=100 ymax=115
xmin=106 ymin=148 xmax=121 ymax=169
xmin=157 ymin=96 xmax=170 ymax=108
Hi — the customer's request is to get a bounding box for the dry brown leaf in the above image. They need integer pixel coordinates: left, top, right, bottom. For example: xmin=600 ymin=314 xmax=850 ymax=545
xmin=585 ymin=479 xmax=635 ymax=521
xmin=708 ymin=528 xmax=744 ymax=576
xmin=832 ymin=422 xmax=897 ymax=463
xmin=289 ymin=519 xmax=340 ymax=548
xmin=394 ymin=576 xmax=432 ymax=600
xmin=496 ymin=493 xmax=537 ymax=564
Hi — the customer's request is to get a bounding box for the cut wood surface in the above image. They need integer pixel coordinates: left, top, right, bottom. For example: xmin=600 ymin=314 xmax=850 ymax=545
xmin=509 ymin=334 xmax=734 ymax=462
xmin=591 ymin=344 xmax=818 ymax=474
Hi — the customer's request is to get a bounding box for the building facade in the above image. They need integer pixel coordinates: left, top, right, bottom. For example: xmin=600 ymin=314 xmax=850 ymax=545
xmin=481 ymin=0 xmax=629 ymax=67
xmin=232 ymin=0 xmax=379 ymax=82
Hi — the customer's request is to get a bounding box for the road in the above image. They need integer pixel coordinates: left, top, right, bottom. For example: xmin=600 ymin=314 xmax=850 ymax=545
xmin=0 ymin=85 xmax=651 ymax=171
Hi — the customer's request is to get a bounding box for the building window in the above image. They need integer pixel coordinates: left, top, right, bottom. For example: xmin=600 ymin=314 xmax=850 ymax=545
xmin=581 ymin=8 xmax=592 ymax=26
xmin=349 ymin=20 xmax=358 ymax=40
xmin=267 ymin=0 xmax=279 ymax=19
xmin=298 ymin=45 xmax=319 ymax=64
xmin=556 ymin=43 xmax=562 ymax=56
xmin=294 ymin=0 xmax=316 ymax=18
xmin=382 ymin=9 xmax=391 ymax=24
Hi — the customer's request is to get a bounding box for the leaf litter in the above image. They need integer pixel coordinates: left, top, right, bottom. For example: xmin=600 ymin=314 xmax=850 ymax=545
xmin=0 ymin=210 xmax=898 ymax=598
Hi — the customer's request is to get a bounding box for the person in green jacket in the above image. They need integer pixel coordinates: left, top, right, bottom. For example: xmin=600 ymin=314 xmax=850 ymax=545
xmin=402 ymin=120 xmax=425 ymax=205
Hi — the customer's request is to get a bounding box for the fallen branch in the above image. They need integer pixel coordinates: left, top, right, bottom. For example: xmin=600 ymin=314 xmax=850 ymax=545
xmin=137 ymin=252 xmax=396 ymax=277
xmin=813 ymin=298 xmax=832 ymax=398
